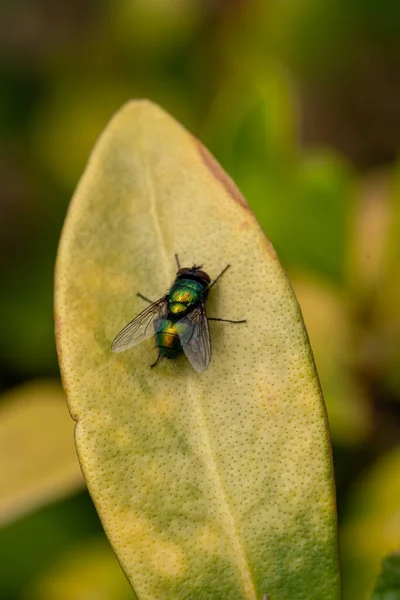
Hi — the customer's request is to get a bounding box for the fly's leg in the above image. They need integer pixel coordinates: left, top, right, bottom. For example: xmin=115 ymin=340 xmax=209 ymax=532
xmin=208 ymin=264 xmax=230 ymax=290
xmin=208 ymin=265 xmax=246 ymax=323
xmin=208 ymin=317 xmax=247 ymax=324
xmin=150 ymin=353 xmax=162 ymax=368
xmin=175 ymin=253 xmax=181 ymax=269
xmin=137 ymin=292 xmax=154 ymax=304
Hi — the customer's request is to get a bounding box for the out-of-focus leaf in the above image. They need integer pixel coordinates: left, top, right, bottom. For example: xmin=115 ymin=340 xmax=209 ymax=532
xmin=202 ymin=68 xmax=297 ymax=184
xmin=292 ymin=274 xmax=371 ymax=445
xmin=289 ymin=152 xmax=353 ymax=283
xmin=30 ymin=77 xmax=134 ymax=190
xmin=0 ymin=492 xmax=101 ymax=598
xmin=341 ymin=445 xmax=400 ymax=600
xmin=55 ymin=100 xmax=340 ymax=599
xmin=110 ymin=0 xmax=203 ymax=58
xmin=25 ymin=538 xmax=132 ymax=600
xmin=246 ymin=0 xmax=355 ymax=79
xmin=0 ymin=380 xmax=83 ymax=527
xmin=348 ymin=171 xmax=391 ymax=297
xmin=374 ymin=163 xmax=400 ymax=396
xmin=0 ymin=255 xmax=58 ymax=373
xmin=344 ymin=167 xmax=400 ymax=400
xmin=346 ymin=170 xmax=396 ymax=397
xmin=370 ymin=551 xmax=400 ymax=600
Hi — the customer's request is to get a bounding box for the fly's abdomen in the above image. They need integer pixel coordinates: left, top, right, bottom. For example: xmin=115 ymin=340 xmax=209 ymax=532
xmin=168 ymin=279 xmax=204 ymax=315
xmin=154 ymin=319 xmax=183 ymax=359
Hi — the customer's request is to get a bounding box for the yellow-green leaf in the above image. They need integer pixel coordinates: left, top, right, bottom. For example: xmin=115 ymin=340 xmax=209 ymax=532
xmin=0 ymin=380 xmax=83 ymax=527
xmin=55 ymin=100 xmax=340 ymax=600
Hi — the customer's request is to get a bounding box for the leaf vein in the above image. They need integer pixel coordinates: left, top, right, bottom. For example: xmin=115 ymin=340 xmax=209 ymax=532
xmin=188 ymin=380 xmax=257 ymax=600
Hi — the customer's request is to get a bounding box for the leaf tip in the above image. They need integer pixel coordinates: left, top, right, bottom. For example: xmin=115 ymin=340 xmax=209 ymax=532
xmin=114 ymin=97 xmax=165 ymax=122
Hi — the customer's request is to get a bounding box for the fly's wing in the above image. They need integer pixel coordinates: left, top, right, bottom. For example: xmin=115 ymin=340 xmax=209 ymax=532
xmin=177 ymin=305 xmax=211 ymax=372
xmin=111 ymin=296 xmax=168 ymax=352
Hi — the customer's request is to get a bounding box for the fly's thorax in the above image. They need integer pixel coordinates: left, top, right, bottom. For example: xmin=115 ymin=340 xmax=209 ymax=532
xmin=168 ymin=279 xmax=206 ymax=315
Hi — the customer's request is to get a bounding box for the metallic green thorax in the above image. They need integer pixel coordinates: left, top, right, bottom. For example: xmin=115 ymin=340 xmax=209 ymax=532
xmin=168 ymin=279 xmax=206 ymax=316
xmin=156 ymin=278 xmax=207 ymax=359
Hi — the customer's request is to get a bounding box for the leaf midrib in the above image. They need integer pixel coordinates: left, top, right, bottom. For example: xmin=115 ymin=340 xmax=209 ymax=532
xmin=188 ymin=380 xmax=257 ymax=600
xmin=141 ymin=111 xmax=257 ymax=599
xmin=140 ymin=109 xmax=170 ymax=276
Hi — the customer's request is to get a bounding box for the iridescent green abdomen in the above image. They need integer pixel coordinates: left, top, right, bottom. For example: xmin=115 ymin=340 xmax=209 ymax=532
xmin=168 ymin=279 xmax=205 ymax=315
xmin=154 ymin=318 xmax=186 ymax=359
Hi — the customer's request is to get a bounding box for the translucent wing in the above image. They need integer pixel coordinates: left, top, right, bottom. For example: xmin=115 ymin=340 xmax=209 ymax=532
xmin=111 ymin=296 xmax=168 ymax=352
xmin=177 ymin=305 xmax=211 ymax=372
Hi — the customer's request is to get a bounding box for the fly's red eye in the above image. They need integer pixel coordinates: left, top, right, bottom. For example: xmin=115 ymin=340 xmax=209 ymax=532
xmin=177 ymin=268 xmax=191 ymax=276
xmin=195 ymin=270 xmax=211 ymax=283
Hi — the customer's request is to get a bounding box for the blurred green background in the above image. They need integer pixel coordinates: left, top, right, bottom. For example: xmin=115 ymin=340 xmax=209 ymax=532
xmin=1 ymin=0 xmax=400 ymax=598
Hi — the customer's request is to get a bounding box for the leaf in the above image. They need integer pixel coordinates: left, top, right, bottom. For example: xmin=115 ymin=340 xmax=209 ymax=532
xmin=371 ymin=551 xmax=400 ymax=600
xmin=55 ymin=100 xmax=340 ymax=600
xmin=340 ymin=445 xmax=400 ymax=600
xmin=0 ymin=380 xmax=83 ymax=527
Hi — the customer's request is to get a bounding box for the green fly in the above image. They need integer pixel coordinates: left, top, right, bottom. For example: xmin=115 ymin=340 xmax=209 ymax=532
xmin=111 ymin=255 xmax=246 ymax=372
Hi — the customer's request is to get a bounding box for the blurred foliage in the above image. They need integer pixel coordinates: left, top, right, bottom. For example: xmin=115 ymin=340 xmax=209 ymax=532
xmin=0 ymin=380 xmax=82 ymax=528
xmin=25 ymin=538 xmax=132 ymax=600
xmin=371 ymin=551 xmax=400 ymax=600
xmin=291 ymin=275 xmax=372 ymax=447
xmin=0 ymin=491 xmax=102 ymax=599
xmin=341 ymin=446 xmax=400 ymax=599
xmin=202 ymin=71 xmax=352 ymax=283
xmin=1 ymin=0 xmax=400 ymax=598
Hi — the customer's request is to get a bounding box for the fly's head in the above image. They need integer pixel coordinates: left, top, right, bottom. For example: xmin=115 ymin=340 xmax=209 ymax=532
xmin=176 ymin=265 xmax=211 ymax=287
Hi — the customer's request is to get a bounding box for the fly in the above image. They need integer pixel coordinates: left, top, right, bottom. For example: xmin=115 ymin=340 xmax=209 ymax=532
xmin=111 ymin=255 xmax=246 ymax=372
